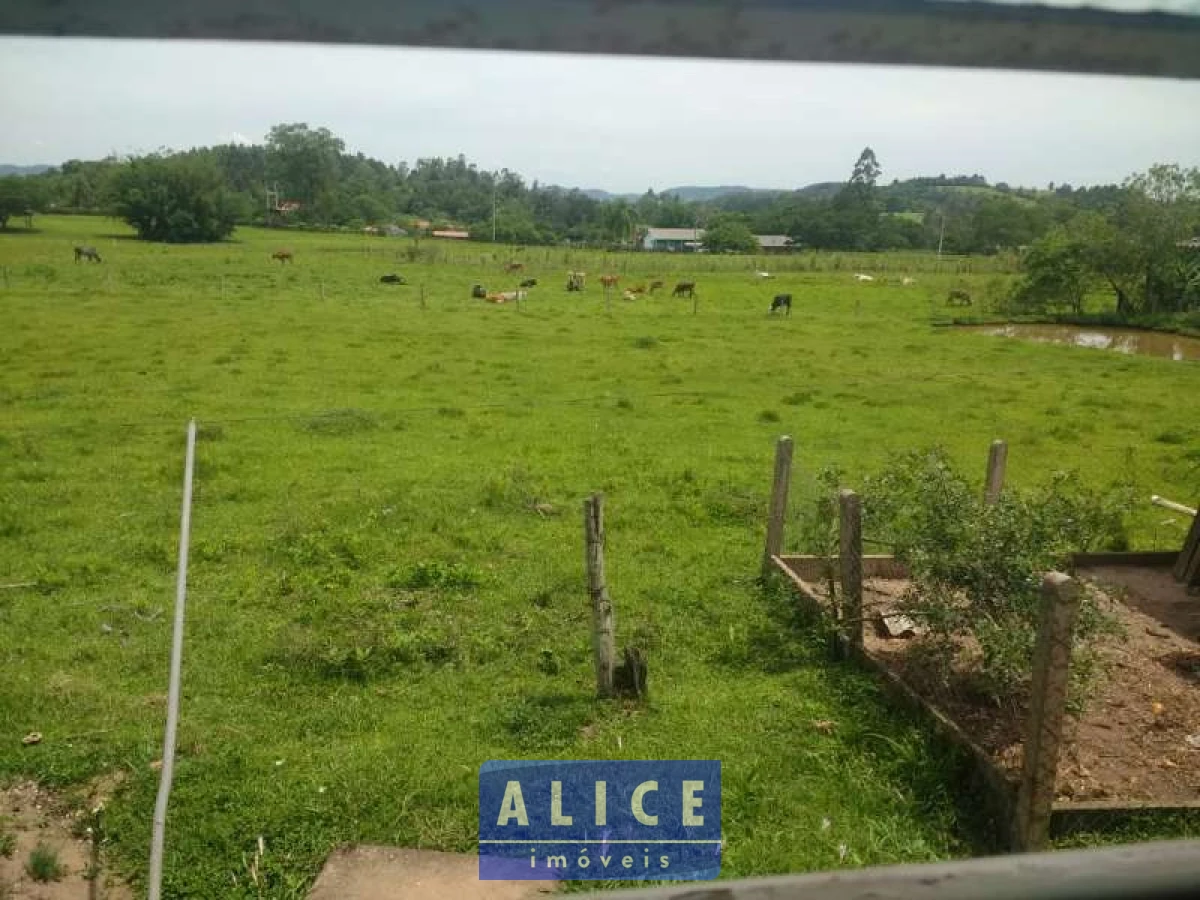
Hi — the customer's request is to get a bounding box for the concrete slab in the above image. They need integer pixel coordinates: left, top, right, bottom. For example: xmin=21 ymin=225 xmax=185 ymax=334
xmin=306 ymin=847 xmax=558 ymax=900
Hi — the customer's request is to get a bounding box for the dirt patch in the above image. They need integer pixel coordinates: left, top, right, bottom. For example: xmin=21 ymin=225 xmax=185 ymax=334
xmin=306 ymin=847 xmax=557 ymax=900
xmin=1081 ymin=564 xmax=1200 ymax=642
xmin=0 ymin=777 xmax=132 ymax=900
xmin=806 ymin=575 xmax=1200 ymax=805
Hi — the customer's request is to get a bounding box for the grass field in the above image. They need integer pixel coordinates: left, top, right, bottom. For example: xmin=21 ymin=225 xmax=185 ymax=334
xmin=1 ymin=216 xmax=1197 ymax=898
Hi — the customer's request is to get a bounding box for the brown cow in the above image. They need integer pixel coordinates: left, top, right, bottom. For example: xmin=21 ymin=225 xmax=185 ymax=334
xmin=600 ymin=274 xmax=619 ymax=289
xmin=672 ymin=281 xmax=696 ymax=298
xmin=629 ymin=283 xmax=647 ymax=294
xmin=648 ymin=280 xmax=665 ymax=293
xmin=272 ymin=249 xmax=293 ymax=264
xmin=505 ymin=262 xmax=524 ymax=273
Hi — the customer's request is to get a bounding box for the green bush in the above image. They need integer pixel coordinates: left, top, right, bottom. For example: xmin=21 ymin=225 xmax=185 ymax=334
xmin=856 ymin=448 xmax=1131 ymax=704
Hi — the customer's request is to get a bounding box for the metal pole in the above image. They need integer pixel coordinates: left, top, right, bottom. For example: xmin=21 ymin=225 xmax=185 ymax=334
xmin=148 ymin=418 xmax=198 ymax=900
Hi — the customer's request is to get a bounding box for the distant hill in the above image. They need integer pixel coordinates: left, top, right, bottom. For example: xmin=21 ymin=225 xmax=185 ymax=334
xmin=792 ymin=181 xmax=844 ymax=201
xmin=579 ymin=184 xmax=792 ymax=203
xmin=658 ymin=185 xmax=787 ymax=203
xmin=578 ymin=188 xmax=641 ymax=202
xmin=0 ymin=164 xmax=53 ymax=177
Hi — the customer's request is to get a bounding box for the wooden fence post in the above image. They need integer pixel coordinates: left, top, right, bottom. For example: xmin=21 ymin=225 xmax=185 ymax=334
xmin=1172 ymin=506 xmax=1200 ymax=585
xmin=584 ymin=493 xmax=616 ymax=699
xmin=985 ymin=439 xmax=1008 ymax=505
xmin=1013 ymin=572 xmax=1082 ymax=852
xmin=761 ymin=436 xmax=794 ymax=579
xmin=839 ymin=489 xmax=863 ymax=655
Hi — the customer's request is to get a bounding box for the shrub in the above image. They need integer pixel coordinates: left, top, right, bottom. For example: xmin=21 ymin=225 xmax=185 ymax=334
xmin=26 ymin=842 xmax=65 ymax=883
xmin=855 ymin=448 xmax=1131 ymax=703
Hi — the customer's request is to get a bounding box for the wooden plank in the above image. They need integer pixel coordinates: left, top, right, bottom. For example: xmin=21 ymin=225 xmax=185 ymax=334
xmin=1013 ymin=573 xmax=1082 ymax=852
xmin=770 ymin=556 xmax=834 ymax=620
xmin=853 ymin=644 xmax=1018 ymax=826
xmin=778 ymin=554 xmax=910 ymax=581
xmin=580 ymin=838 xmax=1200 ymax=900
xmin=761 ymin=436 xmax=794 ymax=580
xmin=1072 ymin=551 xmax=1179 ymax=569
xmin=7 ymin=1 xmax=1200 ymax=81
xmin=1054 ymin=799 xmax=1200 ymax=812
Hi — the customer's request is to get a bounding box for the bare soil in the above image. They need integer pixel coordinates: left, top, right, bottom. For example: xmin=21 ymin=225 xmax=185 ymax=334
xmin=306 ymin=847 xmax=557 ymax=900
xmin=0 ymin=777 xmax=131 ymax=900
xmin=806 ymin=569 xmax=1200 ymax=804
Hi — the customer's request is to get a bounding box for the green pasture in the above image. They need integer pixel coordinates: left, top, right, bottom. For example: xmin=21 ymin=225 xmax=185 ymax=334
xmin=1 ymin=217 xmax=1197 ymax=897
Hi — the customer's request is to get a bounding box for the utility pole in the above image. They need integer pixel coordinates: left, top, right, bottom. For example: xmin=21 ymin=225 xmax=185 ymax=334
xmin=937 ymin=212 xmax=946 ymax=260
xmin=492 ymin=175 xmax=498 ymax=243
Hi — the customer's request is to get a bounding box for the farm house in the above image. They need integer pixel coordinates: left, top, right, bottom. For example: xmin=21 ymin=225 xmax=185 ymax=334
xmin=642 ymin=226 xmax=705 ymax=252
xmin=755 ymin=234 xmax=797 ymax=253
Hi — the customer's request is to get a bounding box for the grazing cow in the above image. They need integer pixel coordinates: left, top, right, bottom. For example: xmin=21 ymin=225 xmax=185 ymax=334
xmin=600 ymin=274 xmax=619 ymax=289
xmin=629 ymin=284 xmax=647 ymax=294
xmin=471 ymin=283 xmax=488 ymax=299
xmin=272 ymin=249 xmax=293 ymax=264
xmin=73 ymin=245 xmax=102 ymax=263
xmin=505 ymin=262 xmax=524 ymax=273
xmin=672 ymin=281 xmax=696 ymax=298
xmin=379 ymin=274 xmax=406 ymax=285
xmin=769 ymin=294 xmax=792 ymax=316
xmin=853 ymin=273 xmax=874 ymax=282
xmin=648 ymin=280 xmax=664 ymax=293
xmin=519 ymin=278 xmax=538 ymax=288
xmin=946 ymin=289 xmax=972 ymax=307
xmin=566 ymin=272 xmax=586 ymax=292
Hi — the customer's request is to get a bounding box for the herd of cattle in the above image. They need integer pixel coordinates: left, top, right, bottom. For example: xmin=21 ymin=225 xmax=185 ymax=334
xmin=68 ymin=245 xmax=972 ymax=310
xmin=467 ymin=268 xmax=701 ymax=305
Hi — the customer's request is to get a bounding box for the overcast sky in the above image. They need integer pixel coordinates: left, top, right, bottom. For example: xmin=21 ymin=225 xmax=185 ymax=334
xmin=1 ymin=29 xmax=1198 ymax=193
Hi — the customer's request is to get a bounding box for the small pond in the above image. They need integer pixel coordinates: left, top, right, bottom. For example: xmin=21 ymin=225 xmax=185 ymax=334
xmin=960 ymin=324 xmax=1200 ymax=362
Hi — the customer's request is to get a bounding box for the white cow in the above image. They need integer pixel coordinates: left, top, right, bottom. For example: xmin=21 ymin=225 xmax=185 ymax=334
xmin=853 ymin=273 xmax=874 ymax=282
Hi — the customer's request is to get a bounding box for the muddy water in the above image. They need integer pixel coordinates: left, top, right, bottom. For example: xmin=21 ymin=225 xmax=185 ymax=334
xmin=961 ymin=324 xmax=1200 ymax=362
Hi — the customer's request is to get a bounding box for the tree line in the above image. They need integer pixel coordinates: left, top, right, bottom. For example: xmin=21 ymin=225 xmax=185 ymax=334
xmin=0 ymin=125 xmax=1196 ymax=320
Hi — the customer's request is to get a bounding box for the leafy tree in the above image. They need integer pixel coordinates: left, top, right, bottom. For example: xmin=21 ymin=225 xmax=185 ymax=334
xmin=849 ymin=146 xmax=881 ymax=189
xmin=1010 ymin=221 xmax=1097 ymax=315
xmin=1011 ymin=164 xmax=1200 ymax=317
xmin=828 ymin=147 xmax=883 ymax=250
xmin=0 ymin=176 xmax=37 ymax=229
xmin=113 ymin=154 xmax=240 ymax=242
xmin=266 ymin=123 xmax=346 ymax=221
xmin=701 ymin=215 xmax=758 ymax=253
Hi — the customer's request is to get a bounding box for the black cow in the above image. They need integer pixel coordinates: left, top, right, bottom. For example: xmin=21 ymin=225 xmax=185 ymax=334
xmin=519 ymin=278 xmax=538 ymax=288
xmin=74 ymin=245 xmax=102 ymax=263
xmin=379 ymin=274 xmax=406 ymax=285
xmin=672 ymin=281 xmax=696 ymax=298
xmin=471 ymin=284 xmax=488 ymax=299
xmin=769 ymin=294 xmax=792 ymax=315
